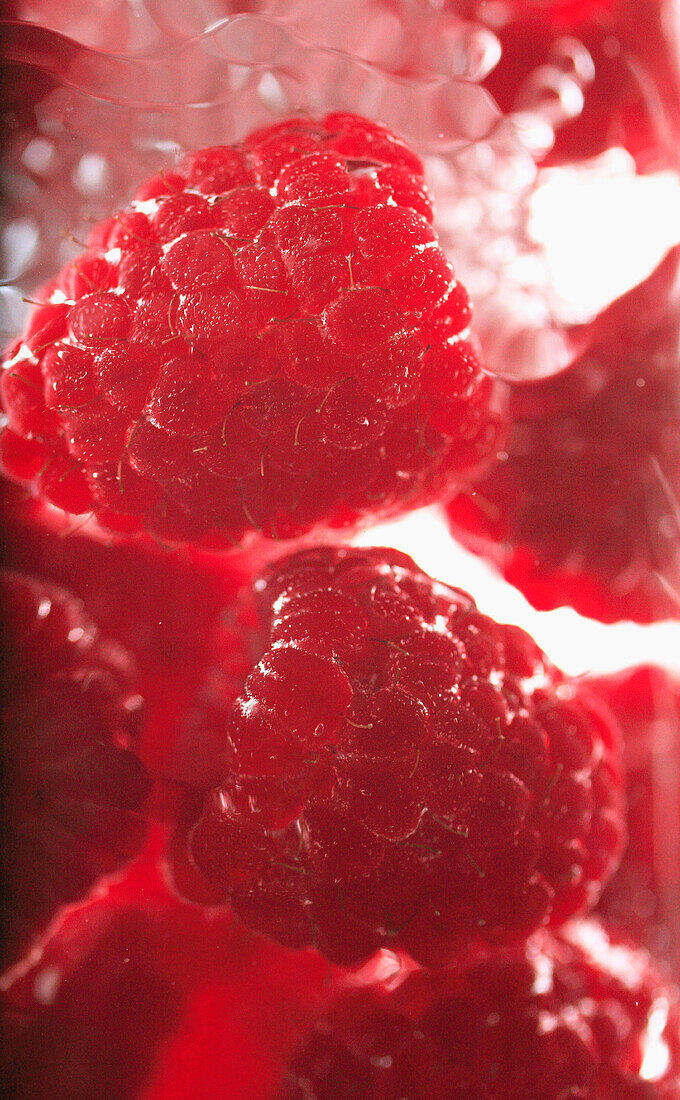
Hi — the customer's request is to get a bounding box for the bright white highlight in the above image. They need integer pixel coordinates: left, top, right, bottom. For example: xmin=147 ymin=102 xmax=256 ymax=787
xmin=529 ymin=152 xmax=680 ymax=324
xmin=356 ymin=509 xmax=680 ymax=677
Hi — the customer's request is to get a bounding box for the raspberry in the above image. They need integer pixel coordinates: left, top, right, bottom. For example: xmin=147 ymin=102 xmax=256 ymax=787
xmin=0 ymin=479 xmax=262 ymax=798
xmin=0 ymin=482 xmax=249 ymax=668
xmin=445 ymin=246 xmax=680 ymax=624
xmin=282 ymin=919 xmax=680 ymax=1099
xmin=0 ymin=113 xmax=503 ymax=549
xmin=587 ymin=665 xmax=680 ymax=961
xmin=177 ymin=546 xmax=625 ymax=965
xmin=0 ymin=481 xmax=270 ymax=814
xmin=2 ymin=856 xmax=334 ymax=1100
xmin=0 ymin=570 xmax=151 ymax=968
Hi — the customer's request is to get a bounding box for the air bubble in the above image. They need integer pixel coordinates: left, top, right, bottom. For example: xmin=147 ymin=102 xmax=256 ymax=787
xmin=1 ymin=219 xmax=39 ymax=282
xmin=73 ymin=152 xmax=109 ymax=195
xmin=21 ymin=137 xmax=56 ymax=175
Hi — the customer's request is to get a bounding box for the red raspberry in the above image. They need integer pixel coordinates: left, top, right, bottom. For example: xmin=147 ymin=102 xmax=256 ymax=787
xmin=0 ymin=481 xmax=249 ymax=668
xmin=177 ymin=545 xmax=625 ymax=965
xmin=588 ymin=665 xmax=680 ymax=962
xmin=0 ymin=479 xmax=258 ymax=786
xmin=0 ymin=113 xmax=502 ymax=549
xmin=446 ymin=246 xmax=680 ymax=624
xmin=282 ymin=919 xmax=680 ymax=1099
xmin=2 ymin=855 xmax=334 ymax=1100
xmin=0 ymin=570 xmax=151 ymax=968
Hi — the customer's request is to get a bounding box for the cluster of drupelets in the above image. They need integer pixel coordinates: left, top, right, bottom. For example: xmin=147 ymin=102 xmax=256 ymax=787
xmin=2 ymin=2 xmax=680 ymax=1097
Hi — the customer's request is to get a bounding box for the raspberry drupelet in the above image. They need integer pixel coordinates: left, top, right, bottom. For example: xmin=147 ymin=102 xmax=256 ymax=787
xmin=0 ymin=113 xmax=503 ymax=549
xmin=282 ymin=918 xmax=680 ymax=1099
xmin=445 ymin=246 xmax=680 ymax=624
xmin=0 ymin=570 xmax=151 ymax=969
xmin=176 ymin=545 xmax=625 ymax=966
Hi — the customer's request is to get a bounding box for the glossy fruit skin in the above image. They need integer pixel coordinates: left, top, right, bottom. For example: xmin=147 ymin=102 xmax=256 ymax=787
xmin=0 ymin=569 xmax=151 ymax=969
xmin=588 ymin=665 xmax=680 ymax=964
xmin=282 ymin=918 xmax=680 ymax=1100
xmin=178 ymin=545 xmax=625 ymax=966
xmin=0 ymin=113 xmax=502 ymax=550
xmin=446 ymin=246 xmax=680 ymax=624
